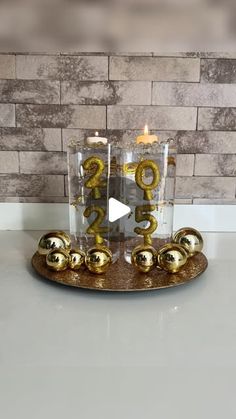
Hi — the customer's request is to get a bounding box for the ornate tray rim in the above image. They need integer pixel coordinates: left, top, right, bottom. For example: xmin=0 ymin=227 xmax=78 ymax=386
xmin=31 ymin=252 xmax=208 ymax=292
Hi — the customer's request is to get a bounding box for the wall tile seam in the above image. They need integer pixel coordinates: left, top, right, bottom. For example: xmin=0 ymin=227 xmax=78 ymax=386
xmin=152 ymin=81 xmax=202 ymax=84
xmin=150 ymin=104 xmax=236 ymax=109
xmin=64 ymin=175 xmax=67 ymax=197
xmin=197 ymin=128 xmax=236 ymax=132
xmin=108 ymin=55 xmax=110 ymax=81
xmin=108 ymin=79 xmax=201 ymax=84
xmin=193 ymin=154 xmax=196 ymax=175
xmin=108 ymin=55 xmax=200 ymax=59
xmin=0 ymin=75 xmax=207 ymax=84
xmin=1 ymin=53 xmax=236 ymax=59
xmin=193 ymin=174 xmax=236 ymax=177
xmin=15 ymin=103 xmax=108 ymax=106
xmin=151 ymin=80 xmax=154 ymax=104
xmin=0 ymin=78 xmax=60 ymax=82
xmin=3 ymin=128 xmax=236 ymax=135
xmin=198 ymin=106 xmax=236 ymax=108
xmin=195 ymin=153 xmax=236 ymax=156
xmin=196 ymin=106 xmax=200 ymax=130
xmin=17 ymin=150 xmax=20 ymax=173
xmin=14 ymin=78 xmax=110 ymax=82
xmin=60 ymin=128 xmax=63 ymax=151
xmin=176 ymin=175 xmax=236 ymax=178
xmin=196 ymin=107 xmax=199 ymax=130
xmin=15 ymin=53 xmax=108 ymax=57
xmin=60 ymin=80 xmax=153 ymax=84
xmin=14 ymin=104 xmax=16 ymax=127
xmin=152 ymin=81 xmax=236 ymax=86
xmin=0 ymin=101 xmax=61 ymax=106
xmin=106 ymin=104 xmax=199 ymax=108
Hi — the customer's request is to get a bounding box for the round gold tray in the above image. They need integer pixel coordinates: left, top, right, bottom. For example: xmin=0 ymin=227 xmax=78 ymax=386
xmin=31 ymin=252 xmax=208 ymax=292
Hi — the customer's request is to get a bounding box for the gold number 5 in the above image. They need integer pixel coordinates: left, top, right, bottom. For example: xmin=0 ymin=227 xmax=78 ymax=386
xmin=134 ymin=204 xmax=158 ymax=245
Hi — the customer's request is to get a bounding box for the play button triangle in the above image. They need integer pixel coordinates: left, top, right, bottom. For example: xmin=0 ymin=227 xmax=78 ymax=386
xmin=108 ymin=197 xmax=131 ymax=222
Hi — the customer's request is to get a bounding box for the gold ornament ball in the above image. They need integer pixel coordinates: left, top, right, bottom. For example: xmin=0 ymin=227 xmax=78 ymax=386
xmin=46 ymin=248 xmax=70 ymax=271
xmin=173 ymin=227 xmax=203 ymax=257
xmin=85 ymin=246 xmax=112 ymax=274
xmin=131 ymin=245 xmax=157 ymax=273
xmin=69 ymin=248 xmax=85 ymax=270
xmin=38 ymin=231 xmax=71 ymax=255
xmin=157 ymin=243 xmax=188 ymax=273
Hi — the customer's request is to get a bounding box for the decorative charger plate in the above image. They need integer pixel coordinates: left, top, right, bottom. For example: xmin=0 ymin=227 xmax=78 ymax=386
xmin=32 ymin=252 xmax=208 ymax=292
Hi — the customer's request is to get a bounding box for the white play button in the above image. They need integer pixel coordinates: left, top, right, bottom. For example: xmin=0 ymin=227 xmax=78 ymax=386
xmin=108 ymin=198 xmax=131 ymax=222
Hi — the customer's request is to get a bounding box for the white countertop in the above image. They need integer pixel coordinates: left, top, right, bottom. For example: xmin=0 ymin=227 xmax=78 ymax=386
xmin=0 ymin=231 xmax=236 ymax=418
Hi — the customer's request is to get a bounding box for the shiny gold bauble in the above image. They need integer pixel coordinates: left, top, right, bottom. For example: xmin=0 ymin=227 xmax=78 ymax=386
xmin=131 ymin=244 xmax=157 ymax=273
xmin=85 ymin=246 xmax=112 ymax=274
xmin=38 ymin=231 xmax=71 ymax=255
xmin=157 ymin=243 xmax=188 ymax=273
xmin=173 ymin=227 xmax=203 ymax=257
xmin=68 ymin=248 xmax=85 ymax=270
xmin=46 ymin=248 xmax=70 ymax=271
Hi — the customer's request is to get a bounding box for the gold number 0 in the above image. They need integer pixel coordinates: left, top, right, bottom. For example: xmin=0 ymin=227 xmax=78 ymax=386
xmin=84 ymin=205 xmax=109 ymax=245
xmin=83 ymin=156 xmax=106 ymax=199
xmin=135 ymin=159 xmax=160 ymax=201
xmin=134 ymin=205 xmax=158 ymax=245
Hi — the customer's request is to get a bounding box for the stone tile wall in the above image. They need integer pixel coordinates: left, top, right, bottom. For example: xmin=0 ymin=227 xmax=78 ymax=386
xmin=0 ymin=52 xmax=236 ymax=204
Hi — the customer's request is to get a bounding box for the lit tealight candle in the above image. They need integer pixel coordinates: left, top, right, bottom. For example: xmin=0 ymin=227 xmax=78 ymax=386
xmin=86 ymin=131 xmax=108 ymax=145
xmin=136 ymin=124 xmax=158 ymax=144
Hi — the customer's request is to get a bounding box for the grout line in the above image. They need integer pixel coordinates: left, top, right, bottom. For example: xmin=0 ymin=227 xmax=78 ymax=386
xmin=151 ymin=81 xmax=153 ymax=105
xmin=193 ymin=154 xmax=196 ymax=176
xmin=105 ymin=105 xmax=107 ymax=130
xmin=64 ymin=175 xmax=67 ymax=197
xmin=59 ymin=78 xmax=61 ymax=105
xmin=1 ymin=52 xmax=236 ymax=59
xmin=1 ymin=102 xmax=236 ymax=109
xmin=108 ymin=55 xmax=110 ymax=81
xmin=196 ymin=107 xmax=199 ymax=130
xmin=14 ymin=103 xmax=16 ymax=127
xmin=17 ymin=150 xmax=20 ymax=174
xmin=61 ymin=129 xmax=63 ymax=151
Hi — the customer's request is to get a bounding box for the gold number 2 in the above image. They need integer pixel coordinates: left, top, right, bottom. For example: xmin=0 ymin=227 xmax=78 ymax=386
xmin=135 ymin=159 xmax=160 ymax=201
xmin=134 ymin=204 xmax=158 ymax=245
xmin=84 ymin=205 xmax=109 ymax=245
xmin=83 ymin=156 xmax=106 ymax=199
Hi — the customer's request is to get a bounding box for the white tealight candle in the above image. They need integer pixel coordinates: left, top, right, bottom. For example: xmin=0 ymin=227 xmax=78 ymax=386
xmin=86 ymin=131 xmax=108 ymax=145
xmin=136 ymin=124 xmax=158 ymax=144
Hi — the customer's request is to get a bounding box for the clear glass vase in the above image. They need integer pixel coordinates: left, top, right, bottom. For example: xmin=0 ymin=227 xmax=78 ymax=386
xmin=119 ymin=137 xmax=176 ymax=264
xmin=67 ymin=135 xmax=120 ymax=263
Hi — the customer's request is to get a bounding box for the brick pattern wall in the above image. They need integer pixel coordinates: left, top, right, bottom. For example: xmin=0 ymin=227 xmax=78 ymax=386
xmin=0 ymin=52 xmax=236 ymax=204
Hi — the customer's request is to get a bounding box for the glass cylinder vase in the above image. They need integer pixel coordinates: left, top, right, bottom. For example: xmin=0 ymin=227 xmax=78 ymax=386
xmin=67 ymin=135 xmax=120 ymax=263
xmin=119 ymin=138 xmax=176 ymax=264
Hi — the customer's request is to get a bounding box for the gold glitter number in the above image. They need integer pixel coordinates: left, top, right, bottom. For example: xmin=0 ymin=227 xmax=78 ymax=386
xmin=83 ymin=156 xmax=106 ymax=199
xmin=134 ymin=204 xmax=158 ymax=245
xmin=84 ymin=205 xmax=109 ymax=245
xmin=135 ymin=159 xmax=160 ymax=201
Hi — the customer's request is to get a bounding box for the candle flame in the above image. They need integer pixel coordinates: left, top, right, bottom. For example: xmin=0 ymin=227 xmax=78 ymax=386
xmin=144 ymin=124 xmax=149 ymax=135
xmin=95 ymin=131 xmax=99 ymax=136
